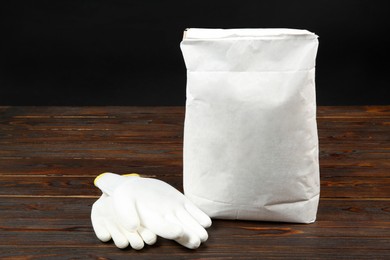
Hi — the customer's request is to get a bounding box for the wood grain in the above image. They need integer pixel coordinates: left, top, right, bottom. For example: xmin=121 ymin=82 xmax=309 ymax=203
xmin=0 ymin=106 xmax=389 ymax=259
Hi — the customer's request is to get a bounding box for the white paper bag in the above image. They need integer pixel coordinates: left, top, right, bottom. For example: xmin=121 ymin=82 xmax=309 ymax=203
xmin=180 ymin=28 xmax=320 ymax=223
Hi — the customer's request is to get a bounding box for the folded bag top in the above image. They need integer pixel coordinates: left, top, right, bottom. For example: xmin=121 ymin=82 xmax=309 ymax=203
xmin=181 ymin=28 xmax=318 ymax=72
xmin=181 ymin=28 xmax=320 ymax=223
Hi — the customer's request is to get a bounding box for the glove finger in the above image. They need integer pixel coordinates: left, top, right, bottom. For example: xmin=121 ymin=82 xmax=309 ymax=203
xmin=175 ymin=234 xmax=201 ymax=249
xmin=105 ymin=219 xmax=129 ymax=249
xmin=122 ymin=229 xmax=144 ymax=250
xmin=176 ymin=209 xmax=208 ymax=242
xmin=113 ymin=196 xmax=140 ymax=231
xmin=91 ymin=199 xmax=111 ymax=242
xmin=184 ymin=202 xmax=212 ymax=228
xmin=138 ymin=226 xmax=157 ymax=245
xmin=91 ymin=216 xmax=111 ymax=242
xmin=141 ymin=213 xmax=183 ymax=240
xmin=165 ymin=213 xmax=201 ymax=249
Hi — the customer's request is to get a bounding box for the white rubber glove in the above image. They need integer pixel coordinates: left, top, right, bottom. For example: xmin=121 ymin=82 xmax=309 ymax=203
xmin=91 ymin=193 xmax=157 ymax=249
xmin=94 ymin=172 xmax=212 ymax=249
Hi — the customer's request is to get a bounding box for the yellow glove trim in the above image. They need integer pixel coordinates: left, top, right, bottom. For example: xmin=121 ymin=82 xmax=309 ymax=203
xmin=122 ymin=173 xmax=140 ymax=177
xmin=94 ymin=172 xmax=140 ymax=187
xmin=94 ymin=172 xmax=110 ymax=187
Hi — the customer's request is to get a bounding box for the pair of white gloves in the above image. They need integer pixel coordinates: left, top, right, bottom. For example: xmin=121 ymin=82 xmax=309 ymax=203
xmin=91 ymin=173 xmax=212 ymax=250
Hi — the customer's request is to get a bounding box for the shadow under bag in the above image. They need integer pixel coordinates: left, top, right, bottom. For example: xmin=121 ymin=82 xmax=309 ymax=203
xmin=181 ymin=28 xmax=320 ymax=223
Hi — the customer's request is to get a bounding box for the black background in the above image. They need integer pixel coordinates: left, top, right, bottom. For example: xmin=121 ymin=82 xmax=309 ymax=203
xmin=1 ymin=0 xmax=388 ymax=106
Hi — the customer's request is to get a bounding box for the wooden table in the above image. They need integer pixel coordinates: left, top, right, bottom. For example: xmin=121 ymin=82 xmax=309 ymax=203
xmin=0 ymin=106 xmax=389 ymax=259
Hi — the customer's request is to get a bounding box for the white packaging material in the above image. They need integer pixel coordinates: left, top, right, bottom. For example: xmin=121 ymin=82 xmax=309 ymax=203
xmin=180 ymin=28 xmax=320 ymax=223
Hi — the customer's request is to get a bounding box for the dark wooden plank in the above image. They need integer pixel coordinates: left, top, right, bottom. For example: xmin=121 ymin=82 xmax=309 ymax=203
xmin=0 ymin=157 xmax=388 ymax=179
xmin=0 ymin=129 xmax=184 ymax=144
xmin=320 ymin=165 xmax=390 ymax=178
xmin=316 ymin=106 xmax=390 ymax=118
xmin=0 ymin=146 xmax=387 ymax=161
xmin=1 ymin=245 xmax=389 ymax=260
xmin=0 ymin=145 xmax=183 ymax=159
xmin=0 ymin=106 xmax=185 ymax=117
xmin=1 ymin=197 xmax=389 ymax=225
xmin=0 ymin=118 xmax=184 ymax=131
xmin=0 ymin=175 xmax=184 ymax=197
xmin=1 ymin=105 xmax=388 ymax=118
xmin=0 ymin=158 xmax=183 ymax=176
xmin=1 ymin=236 xmax=389 ymax=259
xmin=0 ymin=175 xmax=389 ymax=198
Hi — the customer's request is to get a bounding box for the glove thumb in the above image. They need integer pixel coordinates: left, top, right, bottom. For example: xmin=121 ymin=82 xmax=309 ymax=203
xmin=94 ymin=172 xmax=126 ymax=195
xmin=94 ymin=172 xmax=141 ymax=231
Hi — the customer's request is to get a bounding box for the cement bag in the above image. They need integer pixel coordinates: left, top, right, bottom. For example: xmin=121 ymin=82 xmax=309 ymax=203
xmin=180 ymin=28 xmax=320 ymax=223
